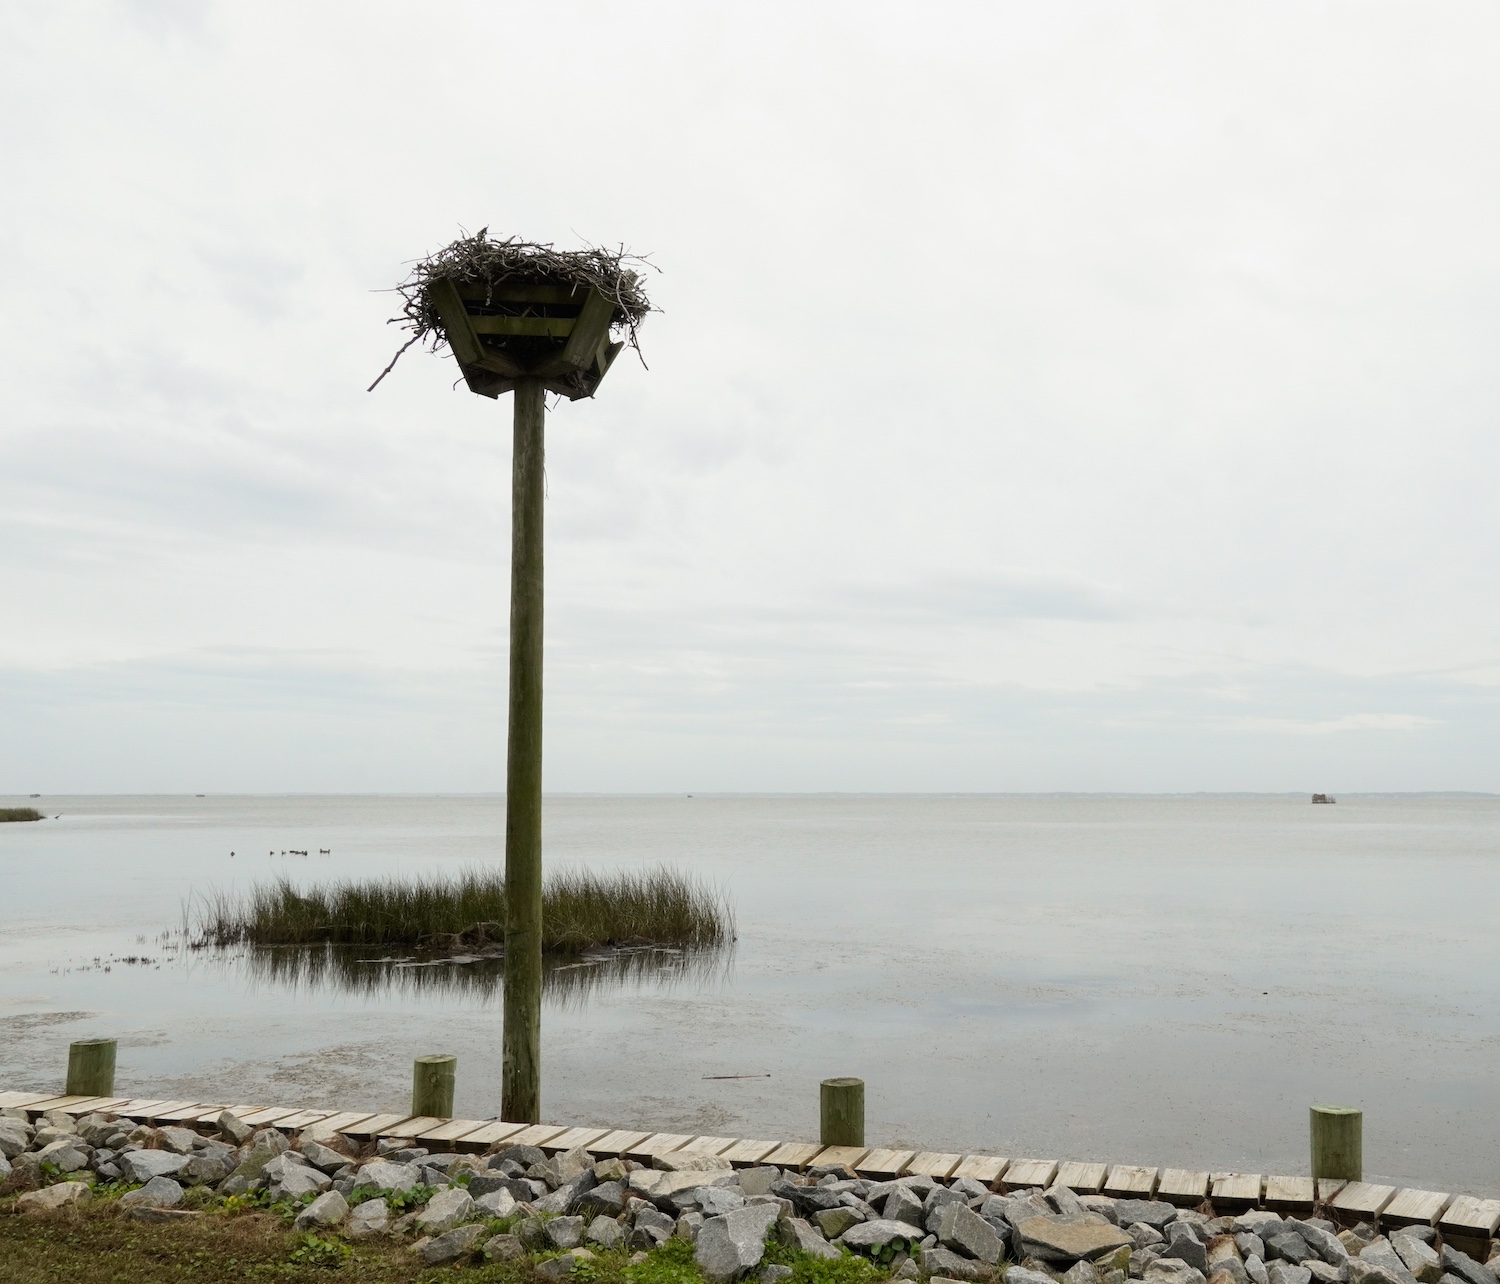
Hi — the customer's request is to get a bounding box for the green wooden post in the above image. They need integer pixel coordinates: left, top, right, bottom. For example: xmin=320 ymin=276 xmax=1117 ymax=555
xmin=412 ymin=1055 xmax=456 ymax=1118
xmin=820 ymin=1076 xmax=865 ymax=1147
xmin=1310 ymin=1104 xmax=1362 ymax=1182
xmin=502 ymin=378 xmax=546 ymax=1124
xmin=65 ymin=1038 xmax=116 ymax=1097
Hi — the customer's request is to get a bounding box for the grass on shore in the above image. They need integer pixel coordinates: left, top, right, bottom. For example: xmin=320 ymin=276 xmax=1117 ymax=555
xmin=0 ymin=1200 xmax=882 ymax=1284
xmin=190 ymin=865 xmax=734 ymax=952
xmin=0 ymin=808 xmax=43 ymax=823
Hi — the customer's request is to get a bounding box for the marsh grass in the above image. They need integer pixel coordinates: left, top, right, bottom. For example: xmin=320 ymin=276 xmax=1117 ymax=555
xmin=190 ymin=865 xmax=733 ymax=953
xmin=0 ymin=808 xmax=43 ymax=822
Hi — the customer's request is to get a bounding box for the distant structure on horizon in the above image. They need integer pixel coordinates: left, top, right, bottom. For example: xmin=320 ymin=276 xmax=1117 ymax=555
xmin=1311 ymin=793 xmax=1337 ymax=804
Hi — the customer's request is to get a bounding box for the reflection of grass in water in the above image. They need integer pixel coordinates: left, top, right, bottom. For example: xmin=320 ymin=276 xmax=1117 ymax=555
xmin=207 ymin=942 xmax=733 ymax=1010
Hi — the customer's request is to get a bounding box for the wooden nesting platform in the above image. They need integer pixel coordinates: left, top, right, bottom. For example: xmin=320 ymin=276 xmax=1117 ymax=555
xmin=0 ymin=1086 xmax=1489 ymax=1256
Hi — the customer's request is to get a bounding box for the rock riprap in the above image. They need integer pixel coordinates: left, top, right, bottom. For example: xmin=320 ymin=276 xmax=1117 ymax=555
xmin=5 ymin=1104 xmax=1500 ymax=1284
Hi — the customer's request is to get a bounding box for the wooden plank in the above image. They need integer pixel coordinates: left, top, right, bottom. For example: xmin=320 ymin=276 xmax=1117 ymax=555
xmin=340 ymin=1113 xmax=410 ymax=1140
xmin=678 ymin=1136 xmax=738 ymax=1158
xmin=1330 ymin=1181 xmax=1396 ymax=1223
xmin=170 ymin=1105 xmax=236 ymax=1124
xmin=553 ymin=288 xmax=615 ymax=373
xmin=952 ymin=1155 xmax=1009 ymax=1185
xmin=457 ymin=282 xmax=588 ymax=306
xmin=428 ymin=276 xmax=487 ymax=367
xmin=468 ymin=315 xmax=576 ymax=339
xmin=1440 ymin=1196 xmax=1500 ymax=1237
xmin=379 ymin=1115 xmax=445 ymax=1140
xmin=1057 ymin=1161 xmax=1109 ymax=1193
xmin=1382 ymin=1188 xmax=1451 ymax=1228
xmin=543 ymin=1127 xmax=610 ymax=1154
xmin=0 ymin=1092 xmax=56 ymax=1109
xmin=588 ymin=1129 xmax=653 ymax=1158
xmin=418 ymin=1119 xmax=492 ymax=1146
xmin=154 ymin=1102 xmax=227 ymax=1123
xmin=308 ymin=1112 xmax=379 ymax=1137
xmin=1158 ymin=1168 xmax=1211 ymax=1206
xmin=273 ymin=1110 xmax=336 ymax=1132
xmin=1263 ymin=1176 xmax=1315 ymax=1211
xmin=501 ymin=1123 xmax=571 ymax=1150
xmin=121 ymin=1100 xmax=200 ymax=1122
xmin=762 ymin=1141 xmax=822 ymax=1170
xmin=812 ymin=1145 xmax=870 ymax=1171
xmin=57 ymin=1096 xmax=132 ymax=1116
xmin=110 ymin=1099 xmax=178 ymax=1119
xmin=1212 ymin=1173 xmax=1264 ymax=1209
xmin=236 ymin=1106 xmax=301 ymax=1127
xmin=1005 ymin=1158 xmax=1060 ymax=1189
xmin=456 ymin=1120 xmax=530 ymax=1149
xmin=24 ymin=1095 xmax=99 ymax=1115
xmin=857 ymin=1149 xmax=919 ymax=1179
xmin=720 ymin=1139 xmax=781 ymax=1167
xmin=633 ymin=1133 xmax=694 ymax=1160
xmin=905 ymin=1152 xmax=962 ymax=1179
xmin=1104 ymin=1165 xmax=1159 ymax=1198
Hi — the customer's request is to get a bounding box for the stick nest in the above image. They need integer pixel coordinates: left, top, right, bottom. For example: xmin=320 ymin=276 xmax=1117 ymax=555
xmin=371 ymin=230 xmax=656 ymax=390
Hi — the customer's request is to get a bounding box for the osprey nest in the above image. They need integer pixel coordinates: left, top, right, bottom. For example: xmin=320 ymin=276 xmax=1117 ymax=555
xmin=370 ymin=232 xmax=656 ymax=399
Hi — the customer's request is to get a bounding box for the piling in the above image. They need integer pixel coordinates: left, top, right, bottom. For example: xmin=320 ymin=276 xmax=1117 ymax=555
xmin=1310 ymin=1104 xmax=1362 ymax=1182
xmin=412 ymin=1054 xmax=456 ymax=1119
xmin=821 ymin=1076 xmax=865 ymax=1147
xmin=65 ymin=1039 xmax=116 ymax=1097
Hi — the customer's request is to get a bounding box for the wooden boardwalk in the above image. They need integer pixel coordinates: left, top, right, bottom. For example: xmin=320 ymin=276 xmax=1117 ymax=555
xmin=4 ymin=1087 xmax=1497 ymax=1250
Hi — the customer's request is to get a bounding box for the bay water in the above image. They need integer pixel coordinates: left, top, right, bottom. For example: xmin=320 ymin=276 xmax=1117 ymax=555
xmin=2 ymin=793 xmax=1497 ymax=1192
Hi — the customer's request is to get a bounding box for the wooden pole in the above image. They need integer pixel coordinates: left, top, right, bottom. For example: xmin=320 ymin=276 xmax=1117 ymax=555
xmin=65 ymin=1039 xmax=116 ymax=1097
xmin=1310 ymin=1104 xmax=1362 ymax=1182
xmin=820 ymin=1076 xmax=865 ymax=1147
xmin=502 ymin=379 xmax=546 ymax=1124
xmin=412 ymin=1054 xmax=456 ymax=1118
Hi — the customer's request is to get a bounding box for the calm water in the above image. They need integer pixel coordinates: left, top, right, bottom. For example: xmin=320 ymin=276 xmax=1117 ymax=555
xmin=2 ymin=793 xmax=1498 ymax=1192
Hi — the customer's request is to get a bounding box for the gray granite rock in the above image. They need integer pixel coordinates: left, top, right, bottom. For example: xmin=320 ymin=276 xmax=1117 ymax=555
xmin=1267 ymin=1265 xmax=1313 ymax=1284
xmin=1348 ymin=1260 xmax=1407 ymax=1284
xmin=695 ymin=1204 xmax=781 ymax=1282
xmin=1146 ymin=1262 xmax=1208 ymax=1284
xmin=419 ymin=1222 xmax=487 ymax=1266
xmin=588 ymin=1215 xmax=624 ymax=1249
xmin=483 ymin=1232 xmax=525 ymax=1259
xmin=1438 ymin=1252 xmax=1497 ymax=1284
xmin=778 ymin=1218 xmax=841 ymax=1260
xmin=1305 ymin=1263 xmax=1345 ymax=1284
xmin=120 ymin=1176 xmax=184 ymax=1209
xmin=546 ymin=1216 xmax=586 ymax=1250
xmin=1392 ymin=1237 xmax=1442 ymax=1284
xmin=294 ymin=1190 xmax=348 ymax=1230
xmin=886 ymin=1185 xmax=926 ymax=1228
xmin=120 ymin=1149 xmax=190 ymax=1183
xmin=940 ymin=1202 xmax=1003 ymax=1263
xmin=1289 ymin=1223 xmax=1350 ymax=1267
xmin=919 ymin=1246 xmax=995 ymax=1281
xmin=1117 ymin=1203 xmax=1180 ymax=1232
xmin=475 ymin=1187 xmax=517 ymax=1218
xmin=347 ymin=1197 xmax=390 ymax=1239
xmin=840 ymin=1218 xmax=925 ymax=1255
xmin=354 ymin=1160 xmax=421 ymax=1193
xmin=1245 ymin=1258 xmax=1270 ymax=1284
xmin=417 ymin=1187 xmax=475 ymax=1234
xmin=814 ymin=1207 xmax=862 ymax=1239
xmin=1267 ymin=1236 xmax=1315 ymax=1267
xmin=276 ymin=1166 xmax=332 ymax=1199
xmin=1020 ymin=1214 xmax=1136 ymax=1264
xmin=701 ymin=1186 xmax=748 ymax=1217
xmin=17 ymin=1182 xmax=92 ymax=1213
xmin=1362 ymin=1244 xmax=1420 ymax=1284
xmin=1010 ymin=1268 xmax=1060 ymax=1284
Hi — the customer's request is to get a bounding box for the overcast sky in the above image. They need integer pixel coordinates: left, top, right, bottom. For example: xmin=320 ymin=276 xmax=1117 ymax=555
xmin=1 ymin=1 xmax=1497 ymax=793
